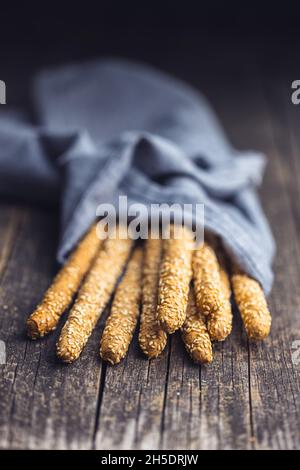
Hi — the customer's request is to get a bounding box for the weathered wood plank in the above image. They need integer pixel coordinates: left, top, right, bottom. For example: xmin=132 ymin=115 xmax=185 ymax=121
xmin=260 ymin=72 xmax=300 ymax=234
xmin=160 ymin=313 xmax=252 ymax=450
xmin=94 ymin=330 xmax=169 ymax=450
xmin=218 ymin=64 xmax=300 ymax=449
xmin=0 ymin=207 xmax=103 ymax=449
xmin=1 ymin=49 xmax=300 ymax=450
xmin=157 ymin=53 xmax=256 ymax=451
xmin=0 ymin=205 xmax=22 ymax=281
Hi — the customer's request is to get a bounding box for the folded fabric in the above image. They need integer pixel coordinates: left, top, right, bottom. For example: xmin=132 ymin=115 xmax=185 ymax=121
xmin=0 ymin=59 xmax=275 ymax=294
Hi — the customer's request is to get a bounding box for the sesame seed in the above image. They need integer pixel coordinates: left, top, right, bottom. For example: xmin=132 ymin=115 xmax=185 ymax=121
xmin=100 ymin=247 xmax=143 ymax=365
xmin=56 ymin=227 xmax=133 ymax=363
xmin=26 ymin=224 xmax=102 ymax=339
xmin=157 ymin=225 xmax=193 ymax=334
xmin=138 ymin=238 xmax=167 ymax=359
xmin=232 ymin=272 xmax=271 ymax=341
xmin=181 ymin=288 xmax=213 ymax=364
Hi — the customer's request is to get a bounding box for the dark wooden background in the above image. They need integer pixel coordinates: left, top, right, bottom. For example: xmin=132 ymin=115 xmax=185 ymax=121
xmin=0 ymin=6 xmax=300 ymax=449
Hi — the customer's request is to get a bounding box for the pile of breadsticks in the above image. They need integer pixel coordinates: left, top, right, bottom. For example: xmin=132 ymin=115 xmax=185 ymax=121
xmin=26 ymin=224 xmax=271 ymax=365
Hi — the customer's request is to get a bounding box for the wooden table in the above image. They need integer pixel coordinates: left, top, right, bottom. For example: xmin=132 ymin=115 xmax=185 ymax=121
xmin=0 ymin=40 xmax=300 ymax=450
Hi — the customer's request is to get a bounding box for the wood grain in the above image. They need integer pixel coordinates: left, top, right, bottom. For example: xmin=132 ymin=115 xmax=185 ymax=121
xmin=0 ymin=208 xmax=103 ymax=449
xmin=1 ymin=45 xmax=300 ymax=449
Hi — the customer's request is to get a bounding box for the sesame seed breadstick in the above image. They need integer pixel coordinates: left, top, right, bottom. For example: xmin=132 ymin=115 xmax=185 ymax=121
xmin=219 ymin=265 xmax=231 ymax=299
xmin=202 ymin=234 xmax=232 ymax=299
xmin=27 ymin=224 xmax=102 ymax=339
xmin=56 ymin=232 xmax=133 ymax=363
xmin=157 ymin=225 xmax=193 ymax=334
xmin=100 ymin=247 xmax=143 ymax=365
xmin=192 ymin=242 xmax=224 ymax=316
xmin=207 ymin=252 xmax=233 ymax=342
xmin=139 ymin=239 xmax=167 ymax=358
xmin=181 ymin=288 xmax=213 ymax=364
xmin=232 ymin=272 xmax=271 ymax=341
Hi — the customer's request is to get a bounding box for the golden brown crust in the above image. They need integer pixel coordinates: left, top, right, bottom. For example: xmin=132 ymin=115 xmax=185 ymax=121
xmin=232 ymin=273 xmax=271 ymax=341
xmin=192 ymin=242 xmax=223 ymax=316
xmin=27 ymin=224 xmax=102 ymax=339
xmin=207 ymin=264 xmax=233 ymax=341
xmin=192 ymin=242 xmax=232 ymax=341
xmin=100 ymin=247 xmax=143 ymax=365
xmin=219 ymin=265 xmax=232 ymax=299
xmin=157 ymin=225 xmax=193 ymax=334
xmin=181 ymin=288 xmax=213 ymax=364
xmin=139 ymin=239 xmax=167 ymax=358
xmin=56 ymin=231 xmax=133 ymax=363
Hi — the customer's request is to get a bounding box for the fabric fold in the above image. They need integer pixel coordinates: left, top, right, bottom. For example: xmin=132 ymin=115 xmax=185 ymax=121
xmin=0 ymin=59 xmax=275 ymax=293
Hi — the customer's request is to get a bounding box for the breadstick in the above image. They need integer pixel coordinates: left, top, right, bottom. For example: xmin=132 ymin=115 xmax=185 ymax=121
xmin=139 ymin=239 xmax=167 ymax=358
xmin=157 ymin=225 xmax=193 ymax=334
xmin=27 ymin=224 xmax=102 ymax=339
xmin=232 ymin=272 xmax=271 ymax=340
xmin=219 ymin=266 xmax=231 ymax=299
xmin=192 ymin=242 xmax=224 ymax=316
xmin=207 ymin=251 xmax=233 ymax=342
xmin=100 ymin=247 xmax=143 ymax=365
xmin=57 ymin=231 xmax=133 ymax=362
xmin=181 ymin=288 xmax=213 ymax=364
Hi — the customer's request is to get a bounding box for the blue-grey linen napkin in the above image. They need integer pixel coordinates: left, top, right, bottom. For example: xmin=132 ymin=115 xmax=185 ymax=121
xmin=0 ymin=59 xmax=275 ymax=294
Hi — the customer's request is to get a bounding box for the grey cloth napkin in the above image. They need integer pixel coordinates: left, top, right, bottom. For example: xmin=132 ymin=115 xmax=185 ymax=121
xmin=0 ymin=59 xmax=275 ymax=293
